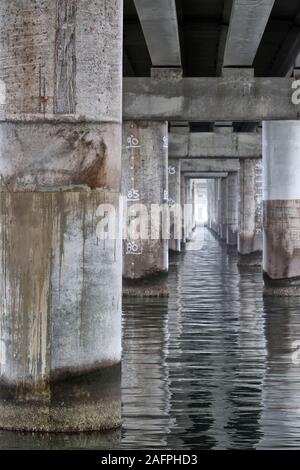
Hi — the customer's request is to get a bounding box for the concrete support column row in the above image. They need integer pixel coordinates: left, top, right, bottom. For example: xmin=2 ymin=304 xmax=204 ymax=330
xmin=207 ymin=173 xmax=239 ymax=249
xmin=185 ymin=179 xmax=195 ymax=241
xmin=0 ymin=0 xmax=123 ymax=431
xmin=216 ymin=179 xmax=222 ymax=238
xmin=238 ymin=159 xmax=263 ymax=264
xmin=168 ymin=159 xmax=181 ymax=253
xmin=207 ymin=180 xmax=212 ymax=230
xmin=180 ymin=174 xmax=187 ymax=245
xmin=226 ymin=173 xmax=239 ymax=246
xmin=207 ymin=178 xmax=220 ymax=235
xmin=220 ymin=178 xmax=228 ymax=241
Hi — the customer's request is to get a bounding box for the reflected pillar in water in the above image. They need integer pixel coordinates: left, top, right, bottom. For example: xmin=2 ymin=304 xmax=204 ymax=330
xmin=168 ymin=159 xmax=181 ymax=252
xmin=122 ymin=298 xmax=172 ymax=448
xmin=263 ymin=121 xmax=300 ymax=296
xmin=258 ymin=296 xmax=300 ymax=448
xmin=226 ymin=172 xmax=239 ymax=246
xmin=122 ymin=121 xmax=169 ymax=292
xmin=0 ymin=0 xmax=122 ymax=431
xmin=238 ymin=159 xmax=263 ymax=266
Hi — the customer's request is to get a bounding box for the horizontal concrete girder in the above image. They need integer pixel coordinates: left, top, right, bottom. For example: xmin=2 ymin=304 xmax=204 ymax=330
xmin=133 ymin=0 xmax=181 ymax=66
xmin=123 ymin=76 xmax=300 ymax=121
xmin=224 ymin=0 xmax=275 ymax=67
xmin=169 ymin=131 xmax=261 ymax=158
xmin=184 ymin=172 xmax=228 ymax=179
xmin=181 ymin=159 xmax=240 ymax=174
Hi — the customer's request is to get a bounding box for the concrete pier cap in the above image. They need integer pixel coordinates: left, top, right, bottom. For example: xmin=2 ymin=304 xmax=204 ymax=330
xmin=0 ymin=0 xmax=123 ymax=431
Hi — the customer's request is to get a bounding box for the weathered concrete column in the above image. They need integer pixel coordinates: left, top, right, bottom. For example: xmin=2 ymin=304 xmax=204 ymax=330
xmin=122 ymin=121 xmax=168 ymax=281
xmin=206 ymin=180 xmax=212 ymax=229
xmin=185 ymin=179 xmax=194 ymax=241
xmin=238 ymin=159 xmax=263 ymax=265
xmin=168 ymin=159 xmax=181 ymax=252
xmin=185 ymin=179 xmax=191 ymax=240
xmin=263 ymin=121 xmax=300 ymax=296
xmin=209 ymin=179 xmax=219 ymax=234
xmin=0 ymin=0 xmax=122 ymax=432
xmin=180 ymin=174 xmax=187 ymax=245
xmin=193 ymin=181 xmax=197 ymax=230
xmin=220 ymin=178 xmax=228 ymax=241
xmin=226 ymin=172 xmax=239 ymax=246
xmin=217 ymin=178 xmax=223 ymax=238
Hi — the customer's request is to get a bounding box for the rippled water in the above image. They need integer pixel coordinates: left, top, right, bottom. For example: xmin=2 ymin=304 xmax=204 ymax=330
xmin=2 ymin=227 xmax=300 ymax=449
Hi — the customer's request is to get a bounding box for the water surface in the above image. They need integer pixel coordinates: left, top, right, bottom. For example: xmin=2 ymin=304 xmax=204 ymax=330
xmin=1 ymin=228 xmax=300 ymax=449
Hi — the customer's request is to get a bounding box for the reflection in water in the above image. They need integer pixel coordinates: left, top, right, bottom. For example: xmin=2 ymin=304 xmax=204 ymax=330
xmin=1 ymin=228 xmax=300 ymax=449
xmin=121 ymin=299 xmax=172 ymax=448
xmin=258 ymin=297 xmax=300 ymax=449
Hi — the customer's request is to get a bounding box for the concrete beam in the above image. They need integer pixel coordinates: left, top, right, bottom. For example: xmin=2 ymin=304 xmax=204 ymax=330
xmin=216 ymin=0 xmax=234 ymax=75
xmin=133 ymin=0 xmax=181 ymax=66
xmin=123 ymin=76 xmax=300 ymax=121
xmin=223 ymin=0 xmax=275 ymax=67
xmin=169 ymin=131 xmax=261 ymax=158
xmin=270 ymin=26 xmax=300 ymax=77
xmin=184 ymin=172 xmax=228 ymax=179
xmin=181 ymin=159 xmax=240 ymax=174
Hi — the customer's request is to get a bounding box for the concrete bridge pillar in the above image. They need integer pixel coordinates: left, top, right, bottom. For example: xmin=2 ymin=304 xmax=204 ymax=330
xmin=122 ymin=121 xmax=169 ymax=280
xmin=226 ymin=173 xmax=239 ymax=246
xmin=217 ymin=178 xmax=223 ymax=238
xmin=214 ymin=179 xmax=219 ymax=235
xmin=185 ymin=179 xmax=195 ymax=241
xmin=207 ymin=180 xmax=212 ymax=230
xmin=0 ymin=0 xmax=123 ymax=431
xmin=192 ymin=181 xmax=198 ymax=228
xmin=263 ymin=121 xmax=300 ymax=296
xmin=220 ymin=178 xmax=228 ymax=241
xmin=238 ymin=159 xmax=263 ymax=265
xmin=180 ymin=174 xmax=187 ymax=245
xmin=208 ymin=179 xmax=218 ymax=235
xmin=168 ymin=159 xmax=181 ymax=252
xmin=185 ymin=179 xmax=192 ymax=240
